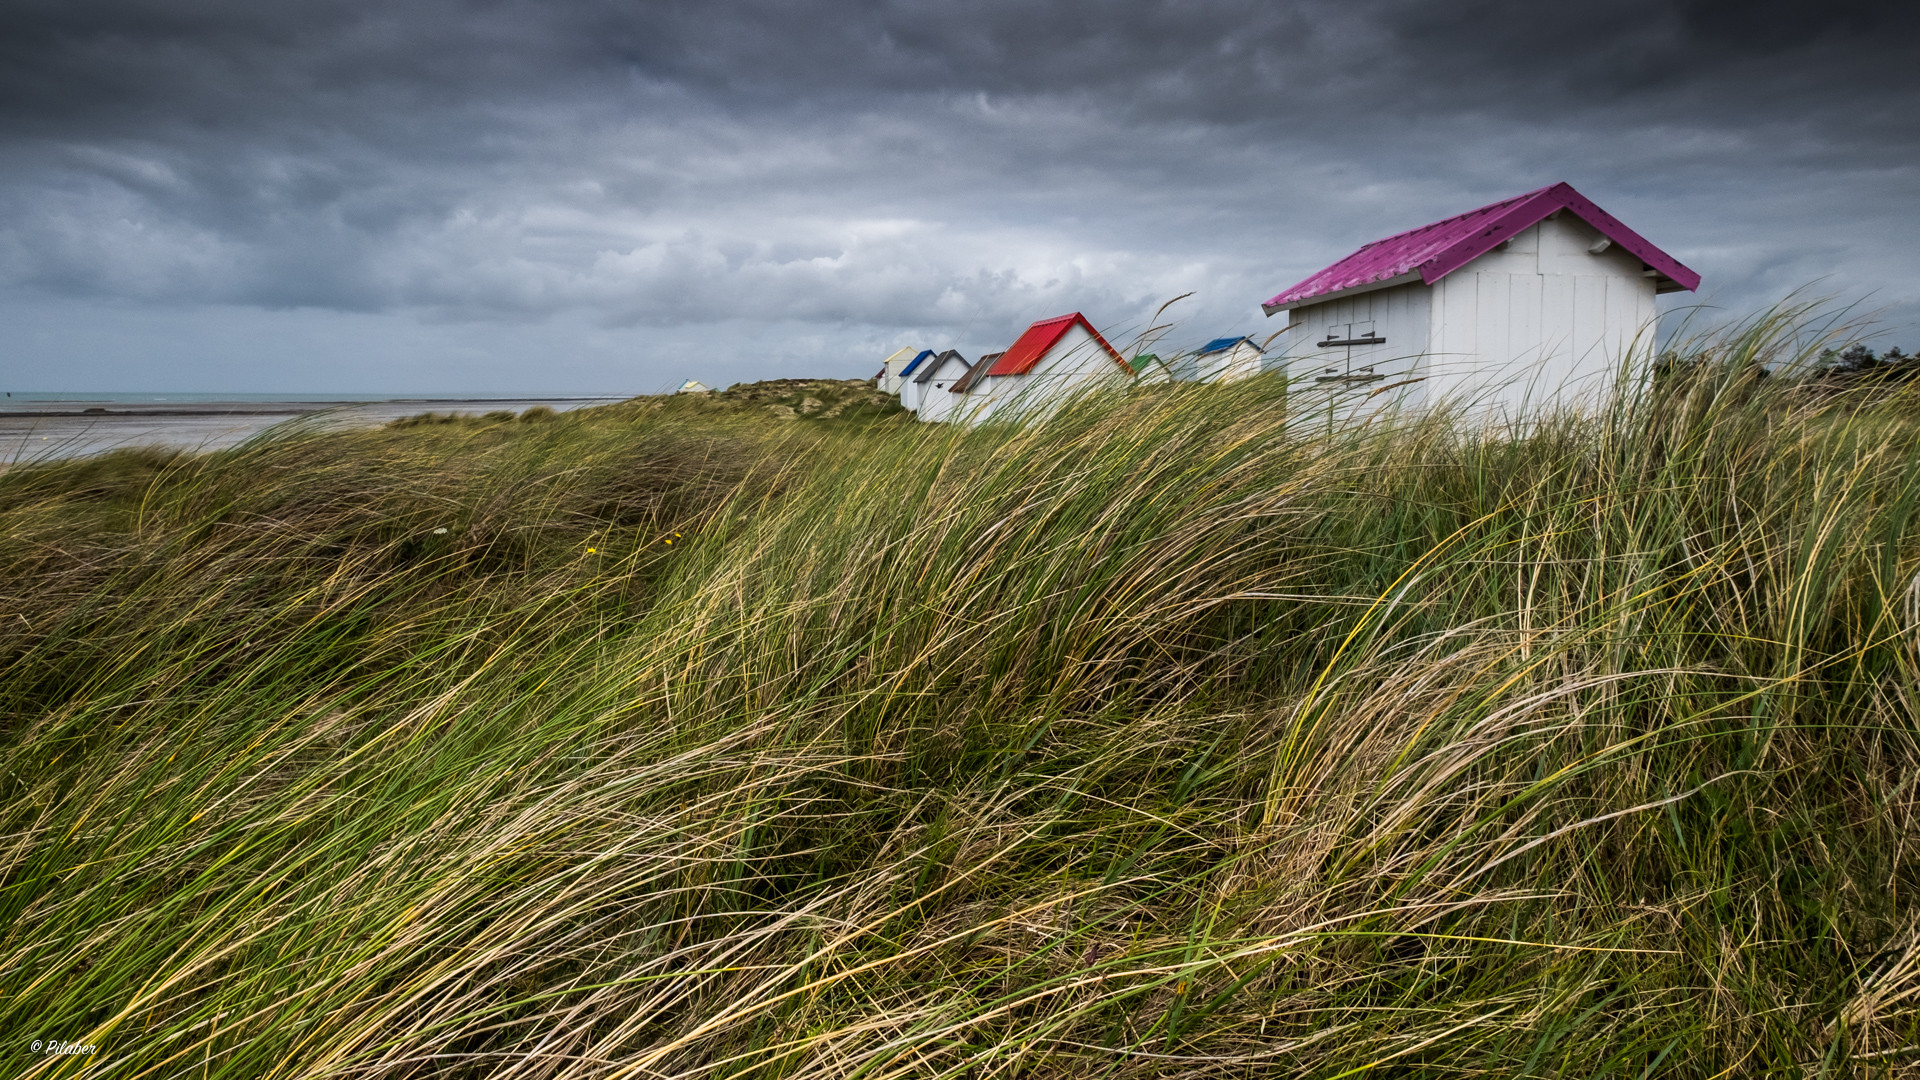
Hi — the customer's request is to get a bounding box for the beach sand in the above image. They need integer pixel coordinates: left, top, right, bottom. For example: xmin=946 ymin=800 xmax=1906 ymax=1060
xmin=0 ymin=397 xmax=623 ymax=465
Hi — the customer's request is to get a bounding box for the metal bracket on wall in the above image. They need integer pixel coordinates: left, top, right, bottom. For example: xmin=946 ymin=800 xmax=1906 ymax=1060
xmin=1316 ymin=333 xmax=1386 ymax=348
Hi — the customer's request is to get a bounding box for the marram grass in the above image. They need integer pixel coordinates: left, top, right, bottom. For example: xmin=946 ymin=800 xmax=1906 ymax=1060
xmin=7 ymin=315 xmax=1920 ymax=1077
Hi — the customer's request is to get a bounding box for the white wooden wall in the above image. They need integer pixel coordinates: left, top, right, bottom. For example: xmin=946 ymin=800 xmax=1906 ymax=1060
xmin=1283 ymin=281 xmax=1434 ymax=426
xmin=1426 ymin=214 xmax=1657 ymax=417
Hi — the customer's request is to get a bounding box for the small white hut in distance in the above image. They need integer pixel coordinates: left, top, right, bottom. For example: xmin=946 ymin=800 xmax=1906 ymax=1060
xmin=1262 ymin=182 xmax=1700 ymax=418
xmin=877 ymin=348 xmax=924 ymax=395
xmin=913 ymin=350 xmax=977 ymax=423
xmin=1193 ymin=336 xmax=1264 ymax=383
xmin=948 ymin=313 xmax=1134 ymax=425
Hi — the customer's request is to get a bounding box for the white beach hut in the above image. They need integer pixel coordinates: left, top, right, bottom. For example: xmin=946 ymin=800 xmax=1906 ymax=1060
xmin=896 ymin=350 xmax=939 ymax=411
xmin=1261 ymin=182 xmax=1700 ymax=419
xmin=1193 ymin=336 xmax=1265 ymax=383
xmin=947 ymin=313 xmax=1134 ymax=425
xmin=877 ymin=347 xmax=922 ymax=395
xmin=913 ymin=351 xmax=977 ymax=424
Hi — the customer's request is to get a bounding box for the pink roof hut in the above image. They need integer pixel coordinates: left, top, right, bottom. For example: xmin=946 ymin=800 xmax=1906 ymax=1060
xmin=1262 ymin=182 xmax=1700 ymax=419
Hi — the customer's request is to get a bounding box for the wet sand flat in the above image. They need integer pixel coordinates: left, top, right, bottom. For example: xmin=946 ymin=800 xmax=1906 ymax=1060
xmin=0 ymin=398 xmax=622 ymax=464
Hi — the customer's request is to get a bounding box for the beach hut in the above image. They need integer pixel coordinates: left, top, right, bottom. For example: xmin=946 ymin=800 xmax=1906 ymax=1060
xmin=1193 ymin=336 xmax=1265 ymax=383
xmin=896 ymin=349 xmax=939 ymax=411
xmin=947 ymin=313 xmax=1134 ymax=424
xmin=913 ymin=351 xmax=977 ymax=424
xmin=1131 ymin=354 xmax=1176 ymax=385
xmin=1262 ymin=182 xmax=1699 ymax=418
xmin=675 ymin=379 xmax=712 ymax=394
xmin=879 ymin=347 xmax=925 ymax=395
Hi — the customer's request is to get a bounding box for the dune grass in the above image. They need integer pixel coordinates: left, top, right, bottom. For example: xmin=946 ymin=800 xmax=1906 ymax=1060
xmin=6 ymin=311 xmax=1920 ymax=1077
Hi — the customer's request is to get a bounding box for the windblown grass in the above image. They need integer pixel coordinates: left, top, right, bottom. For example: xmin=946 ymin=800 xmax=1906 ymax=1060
xmin=6 ymin=309 xmax=1920 ymax=1076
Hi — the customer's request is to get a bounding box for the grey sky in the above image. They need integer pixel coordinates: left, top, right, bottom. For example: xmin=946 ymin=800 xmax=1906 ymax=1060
xmin=2 ymin=0 xmax=1915 ymax=393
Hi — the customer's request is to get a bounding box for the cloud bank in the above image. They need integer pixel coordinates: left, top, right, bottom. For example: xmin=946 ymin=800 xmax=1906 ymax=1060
xmin=2 ymin=0 xmax=1915 ymax=390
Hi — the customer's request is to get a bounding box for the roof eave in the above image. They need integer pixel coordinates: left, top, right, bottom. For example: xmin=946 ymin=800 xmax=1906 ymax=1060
xmin=1262 ymin=270 xmax=1425 ymax=316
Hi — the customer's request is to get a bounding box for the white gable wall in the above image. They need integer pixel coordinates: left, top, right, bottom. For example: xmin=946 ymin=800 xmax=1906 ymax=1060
xmin=916 ymin=355 xmax=975 ymax=423
xmin=879 ymin=348 xmax=916 ymax=395
xmin=1427 ymin=214 xmax=1656 ymax=416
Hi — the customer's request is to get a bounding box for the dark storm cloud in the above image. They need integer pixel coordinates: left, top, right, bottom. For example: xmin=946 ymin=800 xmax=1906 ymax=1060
xmin=14 ymin=1 xmax=1912 ymax=129
xmin=1 ymin=0 xmax=1916 ymax=384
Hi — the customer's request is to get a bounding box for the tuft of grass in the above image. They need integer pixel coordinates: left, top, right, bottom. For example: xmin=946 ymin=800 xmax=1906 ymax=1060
xmin=5 ymin=311 xmax=1920 ymax=1076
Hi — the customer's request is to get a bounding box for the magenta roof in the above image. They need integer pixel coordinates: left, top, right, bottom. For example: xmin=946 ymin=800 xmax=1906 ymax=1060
xmin=1261 ymin=182 xmax=1700 ymax=314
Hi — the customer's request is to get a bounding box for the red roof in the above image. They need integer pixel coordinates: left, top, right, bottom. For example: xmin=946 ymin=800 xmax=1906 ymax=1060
xmin=984 ymin=313 xmax=1132 ymax=377
xmin=1261 ymin=182 xmax=1700 ymax=314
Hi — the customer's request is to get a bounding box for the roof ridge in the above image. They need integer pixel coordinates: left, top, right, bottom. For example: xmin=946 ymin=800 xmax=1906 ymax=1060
xmin=1354 ymin=185 xmax=1554 ymax=250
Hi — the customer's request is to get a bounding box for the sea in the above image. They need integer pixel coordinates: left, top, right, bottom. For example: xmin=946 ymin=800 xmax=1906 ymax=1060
xmin=0 ymin=392 xmax=628 ymax=465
